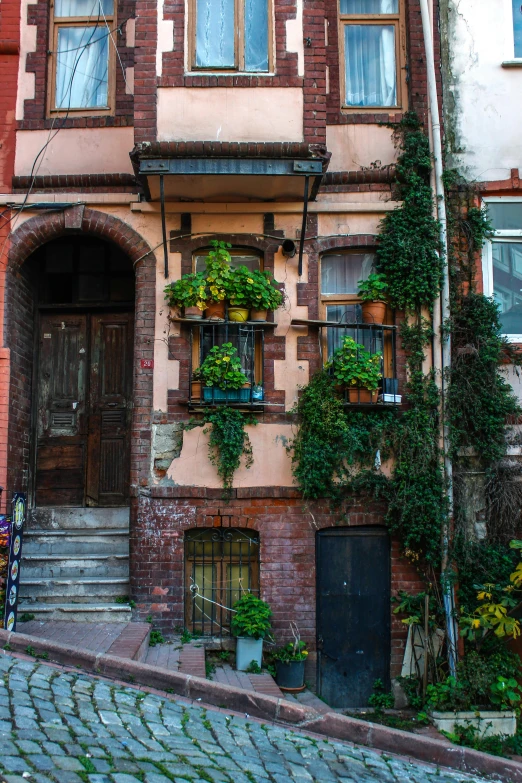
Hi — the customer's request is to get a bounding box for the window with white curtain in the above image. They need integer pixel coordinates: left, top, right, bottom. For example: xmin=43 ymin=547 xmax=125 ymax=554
xmin=339 ymin=0 xmax=401 ymax=108
xmin=320 ymin=252 xmax=376 ymax=357
xmin=50 ymin=0 xmax=114 ymax=113
xmin=193 ymin=0 xmax=270 ymax=72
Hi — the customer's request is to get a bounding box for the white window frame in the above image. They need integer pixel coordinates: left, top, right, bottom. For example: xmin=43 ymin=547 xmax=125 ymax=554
xmin=482 ymin=196 xmax=522 ymax=343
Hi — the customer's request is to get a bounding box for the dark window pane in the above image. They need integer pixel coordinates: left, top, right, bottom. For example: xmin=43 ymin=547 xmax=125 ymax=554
xmin=488 ymin=202 xmax=522 ymax=230
xmin=493 ymin=241 xmax=522 ymax=334
xmin=245 ymin=0 xmax=269 ymax=71
xmin=200 ymin=325 xmax=255 ymax=384
xmin=326 ymin=304 xmax=382 ymax=358
xmin=110 ymin=276 xmax=135 ymax=302
xmin=78 ymin=274 xmax=106 ymax=301
xmin=195 ymin=0 xmax=235 ymax=67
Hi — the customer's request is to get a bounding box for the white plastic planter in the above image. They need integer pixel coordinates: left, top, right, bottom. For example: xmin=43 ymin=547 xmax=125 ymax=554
xmin=430 ymin=710 xmax=517 ymax=737
xmin=236 ymin=637 xmax=263 ymax=671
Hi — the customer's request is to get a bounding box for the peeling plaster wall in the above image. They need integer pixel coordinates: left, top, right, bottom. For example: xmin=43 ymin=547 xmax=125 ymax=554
xmin=442 ymin=0 xmax=522 ymax=180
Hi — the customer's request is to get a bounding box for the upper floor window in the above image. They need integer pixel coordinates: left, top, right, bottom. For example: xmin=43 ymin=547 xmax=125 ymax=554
xmin=513 ymin=0 xmax=522 ymax=57
xmin=321 ymin=252 xmax=375 ymax=356
xmin=483 ymin=200 xmax=522 ymax=340
xmin=49 ymin=0 xmax=115 ymax=114
xmin=339 ymin=0 xmax=402 ymax=109
xmin=192 ymin=0 xmax=270 ymax=72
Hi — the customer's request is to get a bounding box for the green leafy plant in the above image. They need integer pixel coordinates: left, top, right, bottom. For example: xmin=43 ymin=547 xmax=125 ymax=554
xmin=489 ymin=675 xmax=521 ymax=710
xmin=205 ymin=661 xmax=216 ymax=679
xmin=204 ymin=240 xmax=235 ymax=302
xmin=273 ymin=641 xmax=308 ymax=663
xmin=18 ymin=613 xmax=35 ymax=622
xmin=180 ymin=628 xmax=192 ymax=644
xmin=357 ymin=272 xmax=388 ymax=302
xmin=231 ymin=593 xmax=272 ymax=639
xmin=227 ymin=266 xmax=283 ymax=311
xmin=218 ymin=649 xmax=231 ymax=662
xmin=164 ymin=271 xmax=207 ymax=311
xmin=425 ymin=676 xmax=469 ymax=711
xmin=200 ymin=407 xmax=256 ymax=498
xmin=368 ymin=679 xmax=394 ymax=711
xmin=197 ymin=343 xmax=248 ymax=390
xmin=245 ymin=660 xmax=262 ymax=674
xmin=149 ymin=629 xmax=165 ymax=647
xmin=326 ymin=336 xmax=382 ymax=391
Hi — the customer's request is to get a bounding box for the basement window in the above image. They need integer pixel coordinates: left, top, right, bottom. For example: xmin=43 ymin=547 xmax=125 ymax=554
xmin=191 ymin=0 xmax=270 ymax=72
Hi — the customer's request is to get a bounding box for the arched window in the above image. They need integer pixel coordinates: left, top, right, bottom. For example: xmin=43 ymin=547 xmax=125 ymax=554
xmin=184 ymin=527 xmax=260 ymax=636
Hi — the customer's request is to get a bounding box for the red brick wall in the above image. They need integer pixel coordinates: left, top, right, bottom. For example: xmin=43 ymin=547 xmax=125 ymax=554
xmin=132 ymin=491 xmax=424 ymax=683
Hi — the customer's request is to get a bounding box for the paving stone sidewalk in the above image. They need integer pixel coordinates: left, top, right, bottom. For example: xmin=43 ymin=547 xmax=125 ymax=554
xmin=0 ymin=654 xmax=500 ymax=783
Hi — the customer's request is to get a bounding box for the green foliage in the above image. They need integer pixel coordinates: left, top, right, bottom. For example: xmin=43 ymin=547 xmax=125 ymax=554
xmin=204 ymin=240 xmax=235 ymax=302
xmin=396 ymin=676 xmax=423 ymax=710
xmin=245 ymin=660 xmax=262 ymax=673
xmin=452 ymin=538 xmax=520 ymax=612
xmin=180 ymin=628 xmax=193 ymax=644
xmin=205 ymin=661 xmax=216 ymax=679
xmin=375 ymin=112 xmax=443 ymax=312
xmin=368 ymin=679 xmax=394 ymax=711
xmin=289 ymin=370 xmax=395 ymax=500
xmin=273 ymin=641 xmax=308 ymax=662
xmin=447 ymin=293 xmax=521 ymax=464
xmin=227 ymin=266 xmax=283 ymax=311
xmin=196 ymin=343 xmax=248 ymax=390
xmin=441 ymin=723 xmax=507 ymax=757
xmin=326 ymin=337 xmax=382 ymax=391
xmin=392 ymin=590 xmax=443 ymax=629
xmin=18 ymin=613 xmax=35 ymax=622
xmin=231 ymin=593 xmax=272 ymax=639
xmin=489 ymin=675 xmax=521 ymax=709
xmin=200 ymin=407 xmax=256 ymax=499
xmin=149 ymin=629 xmax=165 ymax=647
xmin=218 ymin=649 xmax=231 ymax=662
xmin=164 ymin=271 xmax=207 ymax=310
xmin=357 ymin=272 xmax=388 ymax=302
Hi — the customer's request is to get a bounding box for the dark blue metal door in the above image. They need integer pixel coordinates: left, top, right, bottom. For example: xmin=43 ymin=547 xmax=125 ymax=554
xmin=316 ymin=527 xmax=391 ymax=708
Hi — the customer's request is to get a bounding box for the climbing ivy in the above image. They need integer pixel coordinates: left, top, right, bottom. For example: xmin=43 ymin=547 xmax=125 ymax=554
xmin=192 ymin=408 xmax=256 ymax=500
xmin=375 ymin=112 xmax=444 ymax=312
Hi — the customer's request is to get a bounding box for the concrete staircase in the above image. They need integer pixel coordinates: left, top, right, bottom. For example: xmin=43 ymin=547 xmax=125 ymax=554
xmin=18 ymin=507 xmax=131 ymax=622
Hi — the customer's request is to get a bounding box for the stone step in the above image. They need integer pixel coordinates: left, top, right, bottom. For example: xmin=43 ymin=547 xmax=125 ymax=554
xmin=28 ymin=507 xmax=130 ymax=531
xmin=17 ymin=602 xmax=132 ymax=622
xmin=23 ymin=529 xmax=129 ymax=556
xmin=19 ymin=576 xmax=130 ymax=602
xmin=21 ymin=553 xmax=129 ymax=578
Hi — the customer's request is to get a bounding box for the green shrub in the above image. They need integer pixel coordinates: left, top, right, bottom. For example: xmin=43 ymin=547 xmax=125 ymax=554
xmin=231 ymin=594 xmax=272 ymax=639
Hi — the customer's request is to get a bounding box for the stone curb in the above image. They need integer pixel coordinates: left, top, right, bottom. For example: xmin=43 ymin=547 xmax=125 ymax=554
xmin=1 ymin=629 xmax=520 ymax=782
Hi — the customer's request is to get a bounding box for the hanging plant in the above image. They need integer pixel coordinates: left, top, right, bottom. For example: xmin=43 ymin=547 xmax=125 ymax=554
xmin=200 ymin=407 xmax=257 ymax=500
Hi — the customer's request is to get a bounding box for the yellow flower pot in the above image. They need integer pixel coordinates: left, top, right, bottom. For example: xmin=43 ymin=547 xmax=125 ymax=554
xmin=228 ymin=307 xmax=249 ymax=322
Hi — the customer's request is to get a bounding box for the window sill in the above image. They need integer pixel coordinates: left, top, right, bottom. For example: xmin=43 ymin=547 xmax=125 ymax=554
xmin=184 ymin=71 xmax=275 ymax=78
xmin=501 ymin=60 xmax=522 ymax=68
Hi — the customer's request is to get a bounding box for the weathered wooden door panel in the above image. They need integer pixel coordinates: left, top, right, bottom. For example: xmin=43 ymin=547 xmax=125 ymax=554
xmin=35 ymin=316 xmax=87 ymax=506
xmin=316 ymin=527 xmax=391 ymax=708
xmin=86 ymin=314 xmax=133 ymax=507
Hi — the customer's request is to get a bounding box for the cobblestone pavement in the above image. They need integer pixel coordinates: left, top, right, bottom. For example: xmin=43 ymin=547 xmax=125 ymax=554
xmin=0 ymin=655 xmax=498 ymax=783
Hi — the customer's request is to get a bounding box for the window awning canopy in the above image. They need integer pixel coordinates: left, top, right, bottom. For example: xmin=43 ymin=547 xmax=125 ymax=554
xmin=130 ymin=141 xmax=331 ymax=202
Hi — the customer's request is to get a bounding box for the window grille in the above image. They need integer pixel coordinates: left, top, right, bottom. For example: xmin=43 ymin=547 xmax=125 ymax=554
xmin=184 ymin=527 xmax=260 ymax=636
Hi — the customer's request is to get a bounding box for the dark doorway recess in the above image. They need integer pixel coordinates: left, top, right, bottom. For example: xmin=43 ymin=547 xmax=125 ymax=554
xmin=316 ymin=526 xmax=391 ymax=708
xmin=31 ymin=237 xmax=135 ymax=507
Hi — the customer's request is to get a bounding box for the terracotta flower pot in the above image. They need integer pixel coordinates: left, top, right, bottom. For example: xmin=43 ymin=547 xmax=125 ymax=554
xmin=228 ymin=307 xmax=249 ymax=322
xmin=250 ymin=309 xmax=268 ymax=321
xmin=362 ymin=300 xmax=387 ymax=324
xmin=191 ymin=380 xmax=202 ymax=400
xmin=348 ymin=387 xmax=379 ymax=404
xmin=184 ymin=305 xmax=203 ymax=320
xmin=205 ymin=300 xmax=226 ymax=320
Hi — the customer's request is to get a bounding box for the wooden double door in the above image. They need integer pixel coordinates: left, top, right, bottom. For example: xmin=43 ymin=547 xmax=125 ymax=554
xmin=35 ymin=312 xmax=133 ymax=507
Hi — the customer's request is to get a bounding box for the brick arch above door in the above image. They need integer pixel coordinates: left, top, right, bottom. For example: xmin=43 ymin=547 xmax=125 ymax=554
xmin=5 ymin=206 xmax=157 ymax=501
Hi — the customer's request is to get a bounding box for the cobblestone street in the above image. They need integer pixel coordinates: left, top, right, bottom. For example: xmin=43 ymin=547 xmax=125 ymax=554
xmin=0 ymin=654 xmax=500 ymax=783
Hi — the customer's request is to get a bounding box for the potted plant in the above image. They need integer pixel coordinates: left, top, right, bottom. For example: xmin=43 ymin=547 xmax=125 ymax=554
xmin=198 ymin=343 xmax=250 ymax=402
xmin=231 ymin=593 xmax=272 ymax=671
xmin=273 ymin=628 xmax=308 ymax=691
xmin=326 ymin=336 xmax=382 ymax=403
xmin=164 ymin=272 xmax=207 ymax=319
xmin=357 ymin=273 xmax=388 ymax=324
xmin=204 ymin=240 xmax=234 ymax=320
xmin=245 ymin=269 xmax=284 ymax=321
xmin=226 ymin=265 xmax=252 ymax=322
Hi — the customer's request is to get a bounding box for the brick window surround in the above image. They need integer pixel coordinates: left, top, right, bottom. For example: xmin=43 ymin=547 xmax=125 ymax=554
xmin=5 ymin=206 xmax=156 ymax=502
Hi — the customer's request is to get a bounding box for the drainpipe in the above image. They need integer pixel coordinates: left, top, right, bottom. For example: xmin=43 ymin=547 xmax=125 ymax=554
xmin=419 ymin=0 xmax=458 ymax=678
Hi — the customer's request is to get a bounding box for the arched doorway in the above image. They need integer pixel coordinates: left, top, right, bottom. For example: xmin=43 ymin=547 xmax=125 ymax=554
xmin=28 ymin=235 xmax=135 ymax=507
